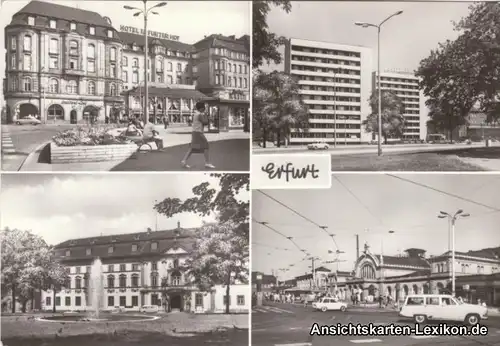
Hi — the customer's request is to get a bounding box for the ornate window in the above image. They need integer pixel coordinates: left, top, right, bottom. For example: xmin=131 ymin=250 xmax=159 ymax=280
xmin=87 ymin=81 xmax=95 ymax=95
xmin=107 ymin=275 xmax=115 ymax=288
xmin=119 ymin=274 xmax=126 ymax=288
xmin=23 ymin=35 xmax=32 ymax=51
xmin=133 ymin=58 xmax=138 ymax=67
xmin=360 ymin=263 xmax=375 ymax=279
xmin=75 ymin=276 xmax=81 ymax=289
xmin=151 ymin=272 xmax=158 ymax=287
xmin=131 ymin=274 xmax=139 ymax=287
xmin=122 ymin=56 xmax=128 ymax=66
xmin=66 ymin=80 xmax=77 ymax=94
xmin=49 ymin=79 xmax=58 ymax=93
xmin=171 ymin=271 xmax=181 ymax=286
xmin=23 ymin=77 xmax=32 ymax=91
xmin=69 ymin=40 xmax=78 ymax=56
xmin=110 ymin=83 xmax=116 ymax=96
xmin=110 ymin=47 xmax=116 ymax=61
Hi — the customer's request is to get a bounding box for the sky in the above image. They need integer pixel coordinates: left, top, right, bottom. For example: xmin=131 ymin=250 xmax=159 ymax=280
xmin=0 ymin=173 xmax=249 ymax=246
xmin=261 ymin=1 xmax=473 ymax=73
xmin=252 ymin=174 xmax=500 ymax=281
xmin=0 ymin=0 xmax=250 ymax=104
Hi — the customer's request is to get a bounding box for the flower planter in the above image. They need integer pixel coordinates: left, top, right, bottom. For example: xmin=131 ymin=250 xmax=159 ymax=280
xmin=50 ymin=142 xmax=138 ymax=164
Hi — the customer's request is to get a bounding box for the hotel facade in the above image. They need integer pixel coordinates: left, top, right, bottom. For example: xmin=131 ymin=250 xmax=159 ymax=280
xmin=3 ymin=1 xmax=250 ymax=131
xmin=40 ymin=226 xmax=249 ymax=313
xmin=284 ymin=38 xmax=373 ymax=145
xmin=373 ymin=71 xmax=426 ymax=141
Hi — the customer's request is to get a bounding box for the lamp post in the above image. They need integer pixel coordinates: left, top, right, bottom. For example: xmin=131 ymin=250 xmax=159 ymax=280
xmin=438 ymin=210 xmax=470 ymax=296
xmin=124 ymin=1 xmax=167 ymax=124
xmin=354 ymin=10 xmax=403 ymax=156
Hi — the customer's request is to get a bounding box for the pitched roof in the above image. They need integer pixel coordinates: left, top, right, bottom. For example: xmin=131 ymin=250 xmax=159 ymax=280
xmin=54 ymin=228 xmax=196 ymax=261
xmin=314 ymin=266 xmax=331 ymax=272
xmin=193 ymin=34 xmax=248 ymax=53
xmin=375 ymin=254 xmax=430 ymax=268
xmin=14 ymin=0 xmax=113 ymax=28
xmin=118 ymin=32 xmax=193 ymax=53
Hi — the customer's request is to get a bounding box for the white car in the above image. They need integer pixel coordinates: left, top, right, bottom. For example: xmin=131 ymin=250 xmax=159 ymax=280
xmin=307 ymin=142 xmax=329 ymax=150
xmin=399 ymin=294 xmax=488 ymax=326
xmin=110 ymin=306 xmax=125 ymax=313
xmin=139 ymin=305 xmax=159 ymax=313
xmin=15 ymin=115 xmax=41 ymax=125
xmin=314 ymin=297 xmax=347 ymax=312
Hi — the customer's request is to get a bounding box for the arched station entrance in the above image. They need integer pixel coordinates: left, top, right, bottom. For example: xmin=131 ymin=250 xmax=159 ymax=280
xmin=47 ymin=105 xmax=65 ymax=123
xmin=18 ymin=103 xmax=38 ymax=119
xmin=82 ymin=106 xmax=99 ymax=124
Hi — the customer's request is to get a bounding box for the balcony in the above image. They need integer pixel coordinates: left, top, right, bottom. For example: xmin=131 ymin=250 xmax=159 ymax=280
xmin=64 ymin=68 xmax=85 ymax=76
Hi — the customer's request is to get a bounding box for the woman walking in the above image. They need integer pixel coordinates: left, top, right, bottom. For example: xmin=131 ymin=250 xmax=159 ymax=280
xmin=181 ymin=101 xmax=215 ymax=169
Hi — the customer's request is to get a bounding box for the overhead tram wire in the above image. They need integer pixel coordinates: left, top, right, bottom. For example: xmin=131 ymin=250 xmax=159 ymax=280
xmin=253 ymin=219 xmax=305 ymax=253
xmin=386 ymin=174 xmax=500 ymax=212
xmin=252 ymin=242 xmax=295 ymax=252
xmin=257 ymin=190 xmax=339 ymax=251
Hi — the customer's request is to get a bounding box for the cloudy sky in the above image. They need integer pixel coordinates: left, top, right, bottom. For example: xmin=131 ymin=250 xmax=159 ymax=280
xmin=253 ymin=174 xmax=500 ymax=280
xmin=262 ymin=1 xmax=473 ymax=72
xmin=1 ymin=173 xmax=249 ymax=246
xmin=0 ymin=0 xmax=250 ymax=101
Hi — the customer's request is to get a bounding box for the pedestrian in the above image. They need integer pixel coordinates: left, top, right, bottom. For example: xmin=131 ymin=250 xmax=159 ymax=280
xmin=142 ymin=121 xmax=164 ymax=150
xmin=162 ymin=115 xmax=169 ymax=129
xmin=181 ymin=101 xmax=215 ymax=169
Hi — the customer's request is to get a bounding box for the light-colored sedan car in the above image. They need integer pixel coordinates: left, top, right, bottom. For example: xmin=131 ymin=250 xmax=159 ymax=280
xmin=307 ymin=142 xmax=329 ymax=150
xmin=110 ymin=306 xmax=125 ymax=313
xmin=314 ymin=297 xmax=348 ymax=312
xmin=15 ymin=116 xmax=41 ymax=125
xmin=139 ymin=305 xmax=159 ymax=313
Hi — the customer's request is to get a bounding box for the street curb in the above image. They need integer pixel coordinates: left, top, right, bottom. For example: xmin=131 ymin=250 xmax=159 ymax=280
xmin=18 ymin=141 xmax=51 ymax=171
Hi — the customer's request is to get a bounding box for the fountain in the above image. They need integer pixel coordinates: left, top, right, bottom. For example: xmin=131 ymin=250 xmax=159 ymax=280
xmin=88 ymin=257 xmax=104 ymax=320
xmin=36 ymin=257 xmax=159 ymax=323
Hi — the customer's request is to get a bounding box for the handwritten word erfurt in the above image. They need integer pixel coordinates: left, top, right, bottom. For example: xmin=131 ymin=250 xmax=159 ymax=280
xmin=261 ymin=162 xmax=320 ymax=182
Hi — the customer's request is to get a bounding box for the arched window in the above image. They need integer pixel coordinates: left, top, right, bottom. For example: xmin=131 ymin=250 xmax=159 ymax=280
xmin=23 ymin=77 xmax=32 ymax=91
xmin=133 ymin=58 xmax=138 ymax=67
xmin=49 ymin=79 xmax=58 ymax=93
xmin=119 ymin=274 xmax=126 ymax=288
xmin=110 ymin=47 xmax=116 ymax=61
xmin=131 ymin=274 xmax=139 ymax=287
xmin=87 ymin=44 xmax=95 ymax=59
xmin=87 ymin=81 xmax=95 ymax=95
xmin=167 ymin=62 xmax=172 ymax=71
xmin=107 ymin=275 xmax=115 ymax=288
xmin=75 ymin=276 xmax=81 ymax=289
xmin=171 ymin=271 xmax=181 ymax=286
xmin=110 ymin=83 xmax=116 ymax=96
xmin=23 ymin=35 xmax=32 ymax=51
xmin=66 ymin=80 xmax=77 ymax=94
xmin=69 ymin=40 xmax=79 ymax=55
xmin=47 ymin=104 xmax=64 ymax=121
xmin=360 ymin=264 xmax=375 ymax=279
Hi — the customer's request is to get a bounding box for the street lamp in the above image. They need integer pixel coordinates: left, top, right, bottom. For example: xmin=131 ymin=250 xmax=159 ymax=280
xmin=438 ymin=209 xmax=470 ymax=296
xmin=354 ymin=10 xmax=403 ymax=156
xmin=124 ymin=1 xmax=167 ymax=124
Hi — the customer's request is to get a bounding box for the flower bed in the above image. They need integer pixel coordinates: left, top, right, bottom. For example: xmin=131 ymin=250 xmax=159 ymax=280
xmin=50 ymin=126 xmax=138 ymax=164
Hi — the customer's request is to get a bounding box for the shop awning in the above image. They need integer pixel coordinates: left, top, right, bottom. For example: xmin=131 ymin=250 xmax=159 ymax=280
xmin=124 ymin=86 xmax=208 ymax=100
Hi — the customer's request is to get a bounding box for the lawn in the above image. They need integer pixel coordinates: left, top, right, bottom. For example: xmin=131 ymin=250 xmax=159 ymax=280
xmin=1 ymin=314 xmax=248 ymax=346
xmin=330 ymin=150 xmax=494 ymax=171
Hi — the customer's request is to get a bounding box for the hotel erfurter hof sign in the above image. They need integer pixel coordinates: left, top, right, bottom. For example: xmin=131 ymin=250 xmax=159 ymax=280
xmin=120 ymin=25 xmax=180 ymax=41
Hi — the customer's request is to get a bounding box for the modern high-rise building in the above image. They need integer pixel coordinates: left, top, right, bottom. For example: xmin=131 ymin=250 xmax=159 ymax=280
xmin=373 ymin=72 xmax=425 ymax=140
xmin=284 ymin=38 xmax=373 ymax=145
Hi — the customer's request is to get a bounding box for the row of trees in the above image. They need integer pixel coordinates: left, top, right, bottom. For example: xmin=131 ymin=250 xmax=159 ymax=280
xmin=1 ymin=228 xmax=69 ymax=313
xmin=416 ymin=2 xmax=500 ymax=139
xmin=1 ymin=174 xmax=249 ymax=315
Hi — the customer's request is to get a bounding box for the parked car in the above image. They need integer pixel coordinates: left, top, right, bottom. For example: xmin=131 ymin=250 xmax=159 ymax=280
xmin=111 ymin=306 xmax=125 ymax=313
xmin=399 ymin=294 xmax=488 ymax=326
xmin=307 ymin=142 xmax=329 ymax=150
xmin=15 ymin=115 xmax=41 ymax=125
xmin=313 ymin=297 xmax=347 ymax=312
xmin=139 ymin=305 xmax=159 ymax=313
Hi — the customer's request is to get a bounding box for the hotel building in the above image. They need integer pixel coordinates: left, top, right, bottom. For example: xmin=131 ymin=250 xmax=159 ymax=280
xmin=3 ymin=1 xmax=250 ymax=131
xmin=373 ymin=72 xmax=425 ymax=140
xmin=4 ymin=0 xmax=124 ymax=124
xmin=40 ymin=225 xmax=249 ymax=313
xmin=284 ymin=38 xmax=373 ymax=145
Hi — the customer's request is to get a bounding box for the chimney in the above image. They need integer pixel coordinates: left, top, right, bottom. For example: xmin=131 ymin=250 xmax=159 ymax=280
xmin=177 ymin=221 xmax=180 ymax=229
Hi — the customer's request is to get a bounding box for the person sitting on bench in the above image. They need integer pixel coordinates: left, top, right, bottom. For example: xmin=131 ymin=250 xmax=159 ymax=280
xmin=142 ymin=122 xmax=163 ymax=149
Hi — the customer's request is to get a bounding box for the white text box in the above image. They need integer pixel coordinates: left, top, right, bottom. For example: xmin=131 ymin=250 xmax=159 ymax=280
xmin=252 ymin=154 xmax=331 ymax=189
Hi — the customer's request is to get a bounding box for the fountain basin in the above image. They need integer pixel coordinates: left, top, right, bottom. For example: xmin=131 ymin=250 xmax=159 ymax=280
xmin=36 ymin=314 xmax=160 ymax=323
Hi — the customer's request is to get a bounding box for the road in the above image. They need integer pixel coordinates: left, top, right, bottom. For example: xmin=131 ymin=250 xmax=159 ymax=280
xmin=1 ymin=124 xmax=66 ymax=171
xmin=252 ymin=302 xmax=500 ymax=346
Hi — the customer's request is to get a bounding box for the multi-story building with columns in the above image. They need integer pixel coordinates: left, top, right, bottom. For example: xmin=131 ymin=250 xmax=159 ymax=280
xmin=3 ymin=0 xmax=124 ymax=124
xmin=40 ymin=225 xmax=249 ymax=313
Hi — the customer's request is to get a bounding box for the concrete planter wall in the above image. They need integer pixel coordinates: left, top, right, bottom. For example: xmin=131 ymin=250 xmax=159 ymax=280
xmin=50 ymin=142 xmax=137 ymax=164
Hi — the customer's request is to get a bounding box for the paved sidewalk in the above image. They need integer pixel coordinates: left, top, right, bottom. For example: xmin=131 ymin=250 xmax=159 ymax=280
xmin=19 ymin=125 xmax=249 ymax=171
